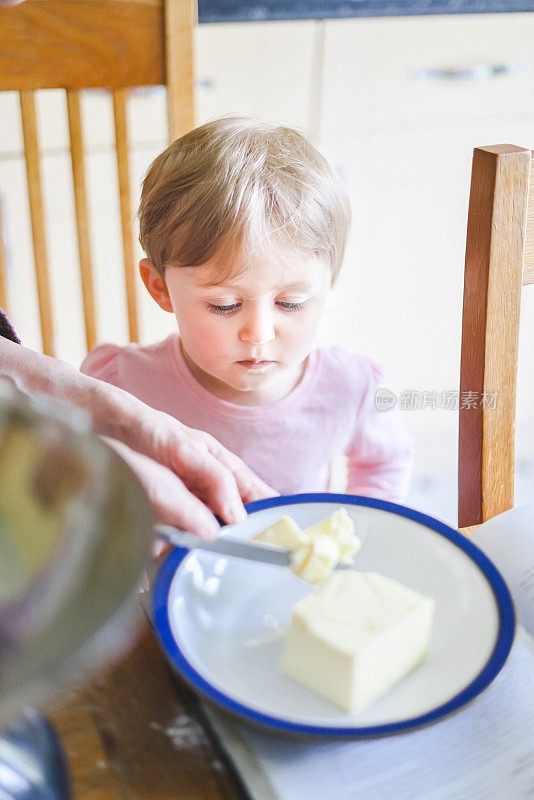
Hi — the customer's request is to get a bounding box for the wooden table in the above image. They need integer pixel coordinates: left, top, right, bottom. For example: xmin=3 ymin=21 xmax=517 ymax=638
xmin=47 ymin=616 xmax=246 ymax=800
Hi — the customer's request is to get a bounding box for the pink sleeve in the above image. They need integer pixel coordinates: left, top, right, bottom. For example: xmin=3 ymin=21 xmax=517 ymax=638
xmin=345 ymin=360 xmax=413 ymax=503
xmin=80 ymin=343 xmax=122 ymax=387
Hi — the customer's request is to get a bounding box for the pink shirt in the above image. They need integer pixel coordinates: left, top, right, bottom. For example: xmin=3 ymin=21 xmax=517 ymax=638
xmin=81 ymin=335 xmax=413 ymax=500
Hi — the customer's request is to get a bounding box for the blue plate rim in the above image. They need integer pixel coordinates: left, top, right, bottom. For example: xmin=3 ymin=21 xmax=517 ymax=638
xmin=152 ymin=492 xmax=516 ymax=738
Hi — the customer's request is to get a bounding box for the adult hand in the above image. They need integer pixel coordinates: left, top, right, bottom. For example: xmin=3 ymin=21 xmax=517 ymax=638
xmin=132 ymin=409 xmax=275 ymax=528
xmin=104 ymin=439 xmax=225 ymax=540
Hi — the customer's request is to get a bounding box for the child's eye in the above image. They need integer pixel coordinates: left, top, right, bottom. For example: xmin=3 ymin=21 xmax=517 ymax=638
xmin=277 ymin=301 xmax=307 ymax=312
xmin=208 ymin=302 xmax=241 ymax=315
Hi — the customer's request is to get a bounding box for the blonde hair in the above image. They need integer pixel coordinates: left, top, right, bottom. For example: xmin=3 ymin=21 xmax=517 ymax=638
xmin=138 ymin=117 xmax=351 ymax=283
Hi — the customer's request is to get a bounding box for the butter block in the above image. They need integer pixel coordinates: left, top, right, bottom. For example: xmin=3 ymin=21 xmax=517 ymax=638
xmin=252 ymin=515 xmax=308 ymax=550
xmin=281 ymin=571 xmax=434 ymax=713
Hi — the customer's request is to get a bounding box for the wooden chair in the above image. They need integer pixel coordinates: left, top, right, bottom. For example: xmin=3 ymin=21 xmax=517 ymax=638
xmin=0 ymin=0 xmax=196 ymax=356
xmin=459 ymin=144 xmax=534 ymax=528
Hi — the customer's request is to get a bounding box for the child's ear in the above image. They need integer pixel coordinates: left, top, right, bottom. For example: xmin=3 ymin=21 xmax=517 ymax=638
xmin=139 ymin=259 xmax=173 ymax=312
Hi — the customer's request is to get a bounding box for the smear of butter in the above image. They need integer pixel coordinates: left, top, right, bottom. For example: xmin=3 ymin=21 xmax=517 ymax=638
xmin=252 ymin=515 xmax=308 ymax=550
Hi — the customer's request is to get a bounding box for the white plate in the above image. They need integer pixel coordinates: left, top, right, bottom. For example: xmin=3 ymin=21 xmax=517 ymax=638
xmin=152 ymin=494 xmax=515 ymax=739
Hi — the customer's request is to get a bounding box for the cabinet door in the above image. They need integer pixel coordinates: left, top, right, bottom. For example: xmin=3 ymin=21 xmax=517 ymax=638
xmin=320 ymin=13 xmax=534 ymax=135
xmin=196 ymin=21 xmax=319 ymax=133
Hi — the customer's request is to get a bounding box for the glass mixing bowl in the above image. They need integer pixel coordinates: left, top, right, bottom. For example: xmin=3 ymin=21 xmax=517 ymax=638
xmin=0 ymin=381 xmax=153 ymax=721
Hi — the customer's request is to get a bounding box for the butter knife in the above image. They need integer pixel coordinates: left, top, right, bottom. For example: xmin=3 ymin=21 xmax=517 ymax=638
xmin=154 ymin=524 xmax=292 ymax=566
xmin=154 ymin=524 xmax=353 ymax=569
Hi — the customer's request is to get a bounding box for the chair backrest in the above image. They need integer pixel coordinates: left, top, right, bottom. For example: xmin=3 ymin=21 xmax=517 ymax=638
xmin=0 ymin=0 xmax=195 ymax=356
xmin=459 ymin=144 xmax=534 ymax=528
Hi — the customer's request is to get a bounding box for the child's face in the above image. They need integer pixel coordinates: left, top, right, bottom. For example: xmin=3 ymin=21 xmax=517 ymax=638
xmin=142 ymin=245 xmax=331 ymax=405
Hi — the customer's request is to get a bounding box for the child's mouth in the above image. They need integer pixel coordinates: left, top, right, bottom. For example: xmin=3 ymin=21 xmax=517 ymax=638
xmin=237 ymin=360 xmax=275 ymax=370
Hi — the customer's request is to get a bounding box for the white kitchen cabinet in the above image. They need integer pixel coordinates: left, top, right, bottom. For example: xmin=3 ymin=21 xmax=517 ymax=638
xmin=316 ymin=14 xmax=534 ymax=521
xmin=319 ymin=14 xmax=534 ymax=383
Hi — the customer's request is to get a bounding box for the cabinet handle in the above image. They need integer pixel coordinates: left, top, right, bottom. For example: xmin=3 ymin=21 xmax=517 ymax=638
xmin=411 ymin=61 xmax=526 ymax=83
xmin=197 ymin=77 xmax=215 ymax=91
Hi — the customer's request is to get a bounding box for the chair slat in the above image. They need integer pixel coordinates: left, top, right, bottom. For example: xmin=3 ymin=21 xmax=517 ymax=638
xmin=20 ymin=90 xmax=54 ymax=356
xmin=165 ymin=0 xmax=196 ymax=141
xmin=66 ymin=90 xmax=97 ymax=351
xmin=522 ymin=157 xmax=534 ymax=285
xmin=458 ymin=145 xmax=531 ymax=527
xmin=0 ymin=201 xmax=8 ymax=314
xmin=113 ymin=89 xmax=138 ymax=343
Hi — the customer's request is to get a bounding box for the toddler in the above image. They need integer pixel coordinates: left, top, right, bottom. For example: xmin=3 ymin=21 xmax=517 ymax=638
xmin=82 ymin=118 xmax=412 ymax=499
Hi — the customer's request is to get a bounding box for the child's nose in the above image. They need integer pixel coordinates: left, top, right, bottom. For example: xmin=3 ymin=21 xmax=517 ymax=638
xmin=239 ymin=307 xmax=275 ymax=345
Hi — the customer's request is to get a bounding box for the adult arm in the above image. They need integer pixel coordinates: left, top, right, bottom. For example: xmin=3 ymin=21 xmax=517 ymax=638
xmin=0 ymin=338 xmax=275 ymax=536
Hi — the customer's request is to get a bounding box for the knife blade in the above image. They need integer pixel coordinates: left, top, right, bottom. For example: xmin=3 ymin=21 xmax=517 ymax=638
xmin=154 ymin=524 xmax=291 ymax=566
